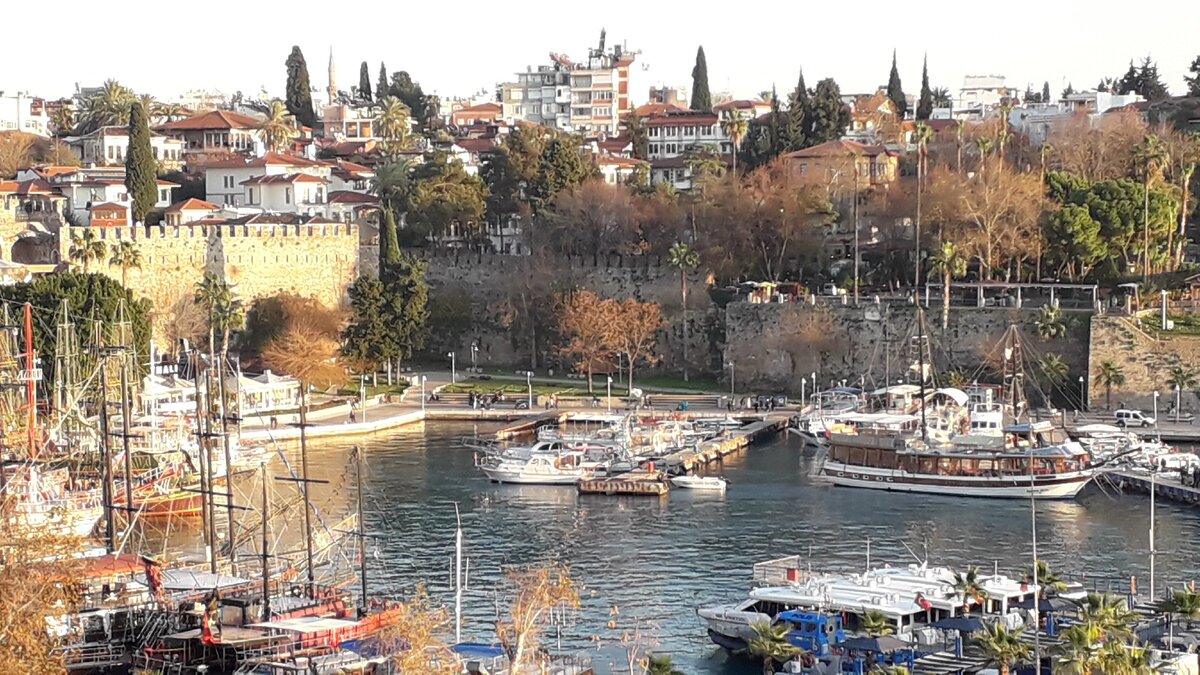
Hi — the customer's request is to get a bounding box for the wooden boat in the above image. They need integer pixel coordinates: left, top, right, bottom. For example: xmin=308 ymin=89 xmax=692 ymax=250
xmin=670 ymin=475 xmax=728 ymax=491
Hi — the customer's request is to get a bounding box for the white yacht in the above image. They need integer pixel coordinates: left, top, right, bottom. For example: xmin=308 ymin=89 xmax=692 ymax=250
xmin=479 ymin=447 xmax=613 ymax=485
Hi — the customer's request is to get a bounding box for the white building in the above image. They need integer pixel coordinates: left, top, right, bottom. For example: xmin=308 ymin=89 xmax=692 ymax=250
xmin=15 ymin=166 xmax=176 ymax=226
xmin=645 ymin=111 xmax=732 ymax=191
xmin=200 ymin=152 xmax=330 ymax=208
xmin=1007 ymin=91 xmax=1144 ymax=145
xmin=70 ymin=126 xmax=185 ymax=169
xmin=0 ymin=92 xmax=51 ymax=136
xmin=501 ymin=38 xmax=635 ymax=135
xmin=957 ymin=75 xmax=1014 ymax=111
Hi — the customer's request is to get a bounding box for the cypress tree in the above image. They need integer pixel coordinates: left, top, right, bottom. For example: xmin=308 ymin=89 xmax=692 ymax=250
xmin=916 ymin=55 xmax=933 ymax=120
xmin=787 ymin=70 xmax=809 ymax=151
xmin=809 ymin=78 xmax=851 ymax=145
xmin=768 ymin=85 xmax=786 ymax=157
xmin=1042 ymin=81 xmax=1051 ymax=103
xmin=285 ymin=46 xmax=316 ymax=128
xmin=359 ymin=61 xmax=372 ymax=101
xmin=379 ymin=205 xmax=401 ymax=277
xmin=690 ymin=46 xmax=712 ymax=112
xmin=887 ymin=49 xmax=907 ymax=118
xmin=125 ymin=102 xmax=157 ymax=224
xmin=377 ymin=62 xmax=388 ymax=103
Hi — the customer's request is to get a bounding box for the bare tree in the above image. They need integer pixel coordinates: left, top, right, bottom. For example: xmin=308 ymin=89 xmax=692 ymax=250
xmin=495 ymin=563 xmax=580 ymax=671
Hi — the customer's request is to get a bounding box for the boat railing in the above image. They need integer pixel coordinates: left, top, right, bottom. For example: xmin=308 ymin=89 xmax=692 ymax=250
xmin=753 ymin=556 xmax=821 ymax=585
xmin=828 ymin=432 xmax=907 ymax=450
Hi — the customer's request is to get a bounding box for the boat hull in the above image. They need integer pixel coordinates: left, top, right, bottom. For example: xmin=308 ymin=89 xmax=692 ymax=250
xmin=821 ymin=461 xmax=1092 ymax=499
xmin=481 ymin=468 xmax=583 ymax=485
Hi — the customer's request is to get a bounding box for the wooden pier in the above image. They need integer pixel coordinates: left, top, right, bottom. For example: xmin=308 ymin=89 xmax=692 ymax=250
xmin=578 ymin=472 xmax=670 ymax=496
xmin=1109 ymin=470 xmax=1200 ymax=506
xmin=494 ymin=412 xmax=562 ymax=440
xmin=666 ymin=413 xmax=791 ymax=471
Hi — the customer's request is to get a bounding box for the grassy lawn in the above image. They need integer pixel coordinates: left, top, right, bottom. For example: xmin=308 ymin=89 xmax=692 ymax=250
xmin=336 ymin=382 xmax=410 ymax=397
xmin=634 ymin=375 xmax=723 ymax=392
xmin=1140 ymin=314 xmax=1200 ymax=336
xmin=441 ymin=380 xmax=627 ymax=397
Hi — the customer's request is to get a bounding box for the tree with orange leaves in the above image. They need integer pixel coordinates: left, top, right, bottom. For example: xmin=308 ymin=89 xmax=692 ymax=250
xmin=495 ymin=562 xmax=580 ymax=671
xmin=377 ymin=586 xmax=458 ymax=674
xmin=557 ymin=290 xmax=615 ymax=393
xmin=602 ymin=298 xmax=665 ymax=395
xmin=0 ymin=520 xmax=83 ymax=673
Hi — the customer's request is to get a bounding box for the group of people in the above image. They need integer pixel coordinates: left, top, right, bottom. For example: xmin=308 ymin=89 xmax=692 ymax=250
xmin=1180 ymin=463 xmax=1200 ymax=488
xmin=468 ymin=391 xmax=503 ymax=409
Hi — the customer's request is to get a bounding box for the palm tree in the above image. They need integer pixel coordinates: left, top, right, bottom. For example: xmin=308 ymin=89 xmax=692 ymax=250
xmin=954 ymin=120 xmax=966 ymax=173
xmin=1167 ymin=364 xmax=1197 ymax=393
xmin=1028 ymin=559 xmax=1068 ymax=595
xmin=257 ymin=99 xmax=295 ymax=153
xmin=194 ymin=273 xmax=233 ymax=355
xmin=668 ymin=242 xmax=701 ymax=382
xmin=914 ymin=123 xmax=933 ymax=190
xmin=973 ymin=623 xmax=1030 ymax=675
xmin=1076 ymin=593 xmax=1137 ymax=641
xmin=68 ymin=230 xmax=108 ymax=273
xmin=976 ymin=137 xmax=994 ymax=177
xmin=1034 ymin=304 xmax=1067 ymax=340
xmin=376 ymin=96 xmax=412 ymax=154
xmin=1095 ymin=360 xmax=1126 ymax=410
xmin=1097 ymin=640 xmax=1154 ymax=675
xmin=371 ymin=159 xmax=412 ymax=212
xmin=645 ymin=654 xmax=685 ymax=675
xmin=861 ymin=609 xmax=894 ymax=636
xmin=1133 ymin=134 xmax=1168 ymax=280
xmin=995 ymin=100 xmax=1014 ymax=157
xmin=50 ymin=107 xmax=76 ymax=137
xmin=1039 ymin=143 xmax=1054 ymax=185
xmin=928 ymin=241 xmax=967 ymax=330
xmin=948 ymin=566 xmax=989 ymax=615
xmin=720 ymin=110 xmax=749 ymax=175
xmin=1054 ymin=623 xmax=1103 ymax=675
xmin=743 ymin=621 xmax=802 ymax=675
xmin=1157 ymin=588 xmax=1200 ymax=629
xmin=155 ymin=102 xmax=186 ymax=123
xmin=81 ymin=79 xmax=135 ymax=131
xmin=107 ymin=241 xmax=143 ymax=288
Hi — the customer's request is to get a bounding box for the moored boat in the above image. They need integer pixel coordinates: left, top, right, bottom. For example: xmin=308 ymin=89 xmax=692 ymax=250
xmin=670 ymin=475 xmax=727 ymax=491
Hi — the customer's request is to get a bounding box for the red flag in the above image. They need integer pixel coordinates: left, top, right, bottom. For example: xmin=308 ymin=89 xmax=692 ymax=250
xmin=916 ymin=592 xmax=933 ymax=611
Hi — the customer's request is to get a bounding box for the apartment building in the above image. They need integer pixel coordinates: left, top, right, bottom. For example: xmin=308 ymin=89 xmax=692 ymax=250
xmin=644 ymin=111 xmax=732 ymax=191
xmin=500 ymin=34 xmax=635 ymax=134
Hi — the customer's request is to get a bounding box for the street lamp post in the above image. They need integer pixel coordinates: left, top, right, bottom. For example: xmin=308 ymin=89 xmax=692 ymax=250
xmin=359 ymin=374 xmax=367 ymax=423
xmin=448 ymin=352 xmax=456 ymax=384
xmin=725 ymin=362 xmax=735 ymax=402
xmin=420 ymin=375 xmax=427 ymax=412
xmin=1175 ymin=384 xmax=1181 ymax=423
xmin=525 ymin=371 xmax=533 ymax=409
xmin=801 ymin=378 xmax=806 ymax=408
xmin=470 ymin=341 xmax=479 ymax=373
xmin=606 ymin=376 xmax=613 ymax=413
xmin=1079 ymin=376 xmax=1086 ymax=413
xmin=1153 ymin=391 xmax=1160 ymax=442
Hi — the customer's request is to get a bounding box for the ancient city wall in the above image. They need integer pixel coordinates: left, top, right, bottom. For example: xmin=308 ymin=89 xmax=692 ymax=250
xmin=1088 ymin=314 xmax=1200 ymax=412
xmin=85 ymin=223 xmax=359 ymax=309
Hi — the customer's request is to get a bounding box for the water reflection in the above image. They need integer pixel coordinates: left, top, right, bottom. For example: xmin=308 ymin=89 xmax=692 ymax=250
xmin=136 ymin=423 xmax=1200 ymax=674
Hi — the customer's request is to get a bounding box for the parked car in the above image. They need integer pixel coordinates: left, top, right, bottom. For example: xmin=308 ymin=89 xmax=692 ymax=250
xmin=1114 ymin=409 xmax=1156 ymax=427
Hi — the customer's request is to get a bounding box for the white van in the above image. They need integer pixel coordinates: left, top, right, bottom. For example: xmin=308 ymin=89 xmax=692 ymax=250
xmin=1114 ymin=409 xmax=1156 ymax=427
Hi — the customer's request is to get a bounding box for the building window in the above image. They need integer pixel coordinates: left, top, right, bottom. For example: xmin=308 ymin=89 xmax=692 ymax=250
xmin=285 ymin=188 xmax=292 ymax=204
xmin=649 ymin=128 xmax=660 ymax=137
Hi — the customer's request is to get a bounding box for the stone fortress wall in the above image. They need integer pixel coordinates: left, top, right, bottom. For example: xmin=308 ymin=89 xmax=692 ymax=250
xmin=75 ymin=222 xmax=359 ymax=309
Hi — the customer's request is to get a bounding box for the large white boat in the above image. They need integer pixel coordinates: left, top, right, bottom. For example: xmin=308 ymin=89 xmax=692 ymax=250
xmin=3 ymin=463 xmax=103 ymax=537
xmin=699 ymin=560 xmax=1037 ymax=650
xmin=479 ymin=448 xmax=613 ymax=485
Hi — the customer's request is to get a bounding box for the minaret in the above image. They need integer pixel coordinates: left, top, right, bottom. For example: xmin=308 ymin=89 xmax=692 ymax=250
xmin=327 ymin=46 xmax=338 ymax=104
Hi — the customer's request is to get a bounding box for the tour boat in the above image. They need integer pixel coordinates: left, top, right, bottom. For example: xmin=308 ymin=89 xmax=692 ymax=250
xmin=670 ymin=475 xmax=727 ymax=491
xmin=3 ymin=463 xmax=103 ymax=537
xmin=820 ymin=420 xmax=1095 ymax=499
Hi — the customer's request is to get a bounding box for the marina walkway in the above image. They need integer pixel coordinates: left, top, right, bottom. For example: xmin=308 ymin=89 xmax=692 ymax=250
xmin=1108 ymin=470 xmax=1200 ymax=506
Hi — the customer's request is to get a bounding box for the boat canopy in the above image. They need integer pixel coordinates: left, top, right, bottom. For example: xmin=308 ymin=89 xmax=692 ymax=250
xmin=829 ymin=386 xmax=863 ymax=395
xmin=932 ymin=388 xmax=969 ymax=406
xmin=249 ymin=616 xmax=361 ymax=633
xmin=1076 ymin=423 xmax=1123 ymax=434
xmin=158 ymin=569 xmax=251 ymax=591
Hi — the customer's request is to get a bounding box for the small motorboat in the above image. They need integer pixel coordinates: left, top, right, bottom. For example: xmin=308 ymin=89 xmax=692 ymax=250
xmin=670 ymin=475 xmax=728 ymax=491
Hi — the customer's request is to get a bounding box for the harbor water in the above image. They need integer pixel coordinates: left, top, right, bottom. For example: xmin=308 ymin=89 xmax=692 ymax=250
xmin=174 ymin=423 xmax=1200 ymax=673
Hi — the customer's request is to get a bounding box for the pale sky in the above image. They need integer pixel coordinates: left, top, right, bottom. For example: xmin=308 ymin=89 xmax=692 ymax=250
xmin=3 ymin=0 xmax=1198 ymax=104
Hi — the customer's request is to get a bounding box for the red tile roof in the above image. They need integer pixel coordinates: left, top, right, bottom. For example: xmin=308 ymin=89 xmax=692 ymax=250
xmin=644 ymin=111 xmax=720 ymax=126
xmin=327 ymin=190 xmax=380 ymax=205
xmin=164 ymin=198 xmax=220 ymax=213
xmin=781 ymin=139 xmax=891 ymax=159
xmin=0 ymin=178 xmax=64 ymax=196
xmin=454 ymin=138 xmax=497 ymax=154
xmin=157 ymin=109 xmax=261 ymax=131
xmin=240 ymin=173 xmax=327 ymax=186
xmin=453 ymin=102 xmax=502 ymax=115
xmin=32 ymin=166 xmax=80 ymax=179
xmin=90 ymin=202 xmax=126 ymax=210
xmin=156 ymin=179 xmax=180 ymax=187
xmin=199 ymin=152 xmax=328 ymax=169
xmin=596 ymin=155 xmax=648 ymax=168
xmin=634 ymin=102 xmax=687 ymax=117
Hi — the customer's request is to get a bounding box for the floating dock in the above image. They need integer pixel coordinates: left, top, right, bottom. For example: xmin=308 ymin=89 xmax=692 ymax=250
xmin=578 ymin=472 xmax=670 ymax=496
xmin=667 ymin=414 xmax=791 ymax=471
xmin=1109 ymin=470 xmax=1200 ymax=506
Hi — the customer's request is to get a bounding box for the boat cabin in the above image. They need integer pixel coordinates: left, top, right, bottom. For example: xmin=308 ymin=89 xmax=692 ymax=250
xmin=828 ymin=440 xmax=1089 ymax=477
xmin=777 ymin=610 xmax=845 ymax=655
xmin=869 ymin=384 xmax=923 ymax=414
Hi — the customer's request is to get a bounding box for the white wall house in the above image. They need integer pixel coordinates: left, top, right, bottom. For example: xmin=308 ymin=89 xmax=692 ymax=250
xmin=0 ymin=93 xmax=51 ymax=136
xmin=202 ymin=153 xmax=331 ymax=208
xmin=242 ymin=173 xmax=327 ymax=214
xmin=645 ymin=111 xmax=732 ymax=191
xmin=17 ymin=167 xmax=176 ymax=226
xmin=501 ymin=40 xmax=635 ymax=134
xmin=71 ymin=126 xmax=185 ymax=168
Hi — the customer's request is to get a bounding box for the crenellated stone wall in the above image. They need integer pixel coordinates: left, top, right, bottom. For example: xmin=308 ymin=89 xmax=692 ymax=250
xmin=1087 ymin=315 xmax=1200 ymax=412
xmin=83 ymin=222 xmax=359 ymax=310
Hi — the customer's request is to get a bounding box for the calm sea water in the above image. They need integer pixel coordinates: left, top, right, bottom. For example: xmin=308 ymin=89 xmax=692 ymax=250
xmin=149 ymin=423 xmax=1200 ymax=674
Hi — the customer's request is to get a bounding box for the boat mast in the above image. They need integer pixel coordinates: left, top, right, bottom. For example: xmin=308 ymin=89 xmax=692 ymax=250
xmin=192 ymin=349 xmax=216 ymax=573
xmin=217 ymin=344 xmax=235 ymax=572
xmin=454 ymin=502 xmax=463 ymax=644
xmin=117 ymin=303 xmax=134 ymax=517
xmin=260 ymin=462 xmax=271 ymax=622
xmin=1029 ymin=440 xmax=1041 ymax=666
xmin=354 ymin=446 xmax=368 ymax=618
xmin=23 ymin=303 xmax=36 ymax=460
xmin=916 ymin=307 xmax=928 ymax=443
xmin=97 ymin=344 xmax=115 ymax=553
xmin=300 ymin=387 xmax=315 ymax=596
